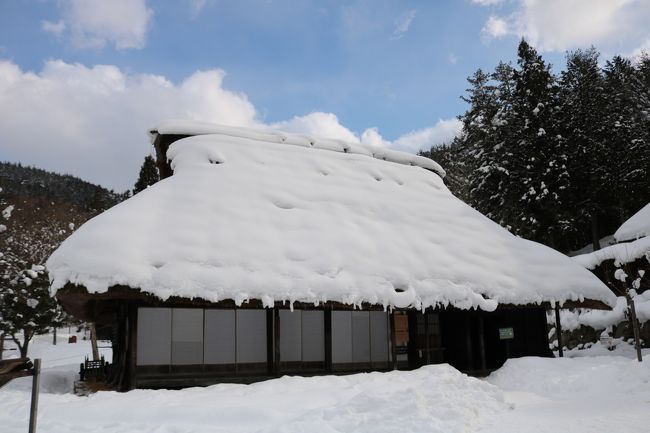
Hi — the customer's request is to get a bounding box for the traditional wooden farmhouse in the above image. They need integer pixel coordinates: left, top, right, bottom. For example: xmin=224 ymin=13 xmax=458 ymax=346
xmin=47 ymin=121 xmax=615 ymax=390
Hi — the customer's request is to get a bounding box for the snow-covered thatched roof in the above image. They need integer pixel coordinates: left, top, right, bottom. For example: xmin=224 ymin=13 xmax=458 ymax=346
xmin=47 ymin=122 xmax=614 ymax=311
xmin=615 ymin=203 xmax=650 ymax=242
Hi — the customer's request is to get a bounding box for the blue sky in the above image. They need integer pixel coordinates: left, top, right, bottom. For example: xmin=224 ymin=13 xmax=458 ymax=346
xmin=1 ymin=0 xmax=649 ymax=190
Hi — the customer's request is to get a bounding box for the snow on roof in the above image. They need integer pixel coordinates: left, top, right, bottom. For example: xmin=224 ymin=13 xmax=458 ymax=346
xmin=572 ymin=237 xmax=650 ymax=270
xmin=47 ymin=128 xmax=614 ymax=310
xmin=615 ymin=203 xmax=650 ymax=242
xmin=150 ymin=120 xmax=446 ymax=178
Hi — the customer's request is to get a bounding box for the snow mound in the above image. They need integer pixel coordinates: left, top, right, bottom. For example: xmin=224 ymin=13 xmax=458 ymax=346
xmin=615 ymin=202 xmax=650 ymax=242
xmin=487 ymin=356 xmax=650 ymax=399
xmin=47 ymin=130 xmax=614 ymax=310
xmin=0 ymin=365 xmax=507 ymax=433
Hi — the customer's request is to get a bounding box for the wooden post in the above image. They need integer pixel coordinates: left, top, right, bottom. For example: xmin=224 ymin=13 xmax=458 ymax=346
xmin=626 ymin=295 xmax=643 ymax=362
xmin=389 ymin=311 xmax=397 ymax=370
xmin=273 ymin=309 xmax=280 ymax=375
xmin=554 ymin=304 xmax=563 ymax=358
xmin=424 ymin=312 xmax=431 ymax=365
xmin=478 ymin=314 xmax=487 ymax=371
xmin=53 ymin=327 xmax=57 ymax=346
xmin=90 ymin=323 xmax=100 ymax=361
xmin=324 ymin=308 xmax=332 ymax=372
xmin=465 ymin=313 xmax=473 ymax=371
xmin=28 ymin=358 xmax=41 ymax=433
xmin=266 ymin=309 xmax=275 ymax=375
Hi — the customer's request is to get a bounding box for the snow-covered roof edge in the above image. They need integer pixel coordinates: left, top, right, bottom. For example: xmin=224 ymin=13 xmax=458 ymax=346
xmin=150 ymin=120 xmax=446 ymax=178
xmin=572 ymin=237 xmax=650 ymax=270
xmin=614 ymin=203 xmax=650 ymax=242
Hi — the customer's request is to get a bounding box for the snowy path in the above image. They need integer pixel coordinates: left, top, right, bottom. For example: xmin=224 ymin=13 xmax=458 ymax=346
xmin=1 ymin=335 xmax=649 ymax=433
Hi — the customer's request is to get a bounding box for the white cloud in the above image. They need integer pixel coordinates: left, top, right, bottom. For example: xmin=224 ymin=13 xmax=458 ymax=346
xmin=270 ymin=112 xmax=359 ymax=143
xmin=628 ymin=38 xmax=650 ymax=60
xmin=47 ymin=0 xmax=154 ymax=49
xmin=0 ymin=60 xmax=461 ymax=191
xmin=479 ymin=0 xmax=650 ymax=53
xmin=392 ymin=10 xmax=416 ymax=40
xmin=41 ymin=20 xmax=66 ymax=37
xmin=188 ymin=0 xmax=210 ymax=18
xmin=448 ymin=53 xmax=459 ymax=65
xmin=0 ymin=60 xmax=257 ymax=191
xmin=360 ymin=127 xmax=391 ymax=148
xmin=482 ymin=15 xmax=509 ymax=40
xmin=472 ymin=0 xmax=505 ymax=5
xmin=392 ymin=119 xmax=463 ymax=152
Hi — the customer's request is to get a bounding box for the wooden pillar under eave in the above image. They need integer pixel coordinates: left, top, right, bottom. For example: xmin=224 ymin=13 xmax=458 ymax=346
xmin=324 ymin=308 xmax=332 ymax=372
xmin=478 ymin=314 xmax=487 ymax=371
xmin=272 ymin=309 xmax=280 ymax=375
xmin=465 ymin=313 xmax=474 ymax=371
xmin=554 ymin=304 xmax=563 ymax=357
xmin=389 ymin=310 xmax=398 ymax=370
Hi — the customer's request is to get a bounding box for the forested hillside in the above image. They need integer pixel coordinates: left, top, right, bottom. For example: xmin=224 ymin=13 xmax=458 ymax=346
xmin=422 ymin=41 xmax=650 ymax=254
xmin=0 ymin=162 xmax=126 ymax=356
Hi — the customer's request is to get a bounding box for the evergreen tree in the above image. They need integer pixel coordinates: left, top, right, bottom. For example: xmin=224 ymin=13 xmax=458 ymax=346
xmin=559 ymin=48 xmax=609 ymax=250
xmin=0 ymin=265 xmax=64 ymax=357
xmin=504 ymin=40 xmax=569 ymax=246
xmin=420 ymin=42 xmax=649 ymax=253
xmin=419 ymin=139 xmax=469 ymax=198
xmin=602 ymin=55 xmax=649 ymax=222
xmin=455 ymin=68 xmax=504 ymax=222
xmin=133 ymin=155 xmax=160 ymax=194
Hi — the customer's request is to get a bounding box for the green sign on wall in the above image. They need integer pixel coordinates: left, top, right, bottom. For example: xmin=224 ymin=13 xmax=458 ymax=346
xmin=499 ymin=327 xmax=514 ymax=340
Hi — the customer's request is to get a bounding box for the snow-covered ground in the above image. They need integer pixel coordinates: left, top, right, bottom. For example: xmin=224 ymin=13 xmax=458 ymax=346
xmin=1 ymin=332 xmax=649 ymax=433
xmin=1 ymin=329 xmax=111 ymax=394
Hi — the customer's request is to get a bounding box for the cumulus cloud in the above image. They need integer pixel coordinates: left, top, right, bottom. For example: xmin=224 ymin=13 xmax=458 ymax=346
xmin=392 ymin=10 xmax=416 ymax=40
xmin=392 ymin=119 xmax=462 ymax=152
xmin=45 ymin=0 xmax=154 ymax=49
xmin=482 ymin=15 xmax=509 ymax=40
xmin=0 ymin=60 xmax=257 ymax=190
xmin=0 ymin=59 xmax=460 ymax=191
xmin=479 ymin=0 xmax=650 ymax=53
xmin=41 ymin=20 xmax=66 ymax=37
xmin=360 ymin=127 xmax=391 ymax=148
xmin=270 ymin=112 xmax=359 ymax=143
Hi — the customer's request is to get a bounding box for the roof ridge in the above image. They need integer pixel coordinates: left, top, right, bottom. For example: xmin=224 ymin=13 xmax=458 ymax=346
xmin=150 ymin=120 xmax=446 ymax=177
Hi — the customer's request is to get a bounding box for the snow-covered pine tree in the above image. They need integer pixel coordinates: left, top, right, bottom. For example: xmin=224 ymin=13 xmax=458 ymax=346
xmin=559 ymin=48 xmax=608 ymax=250
xmin=456 ymin=67 xmax=507 ymax=225
xmin=419 ymin=139 xmax=469 ymax=199
xmin=504 ymin=40 xmax=570 ymax=246
xmin=133 ymin=155 xmax=160 ymax=194
xmin=0 ymin=264 xmax=64 ymax=357
xmin=603 ymin=56 xmax=650 ymax=223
